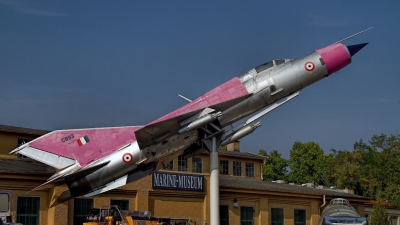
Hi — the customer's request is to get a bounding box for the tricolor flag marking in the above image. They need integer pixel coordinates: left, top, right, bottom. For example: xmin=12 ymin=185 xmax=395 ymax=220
xmin=77 ymin=135 xmax=90 ymax=146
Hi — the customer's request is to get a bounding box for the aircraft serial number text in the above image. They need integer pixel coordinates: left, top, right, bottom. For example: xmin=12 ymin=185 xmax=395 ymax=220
xmin=61 ymin=134 xmax=74 ymax=143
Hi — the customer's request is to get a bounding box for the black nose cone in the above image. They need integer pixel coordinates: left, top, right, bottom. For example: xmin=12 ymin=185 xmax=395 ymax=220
xmin=347 ymin=43 xmax=369 ymax=57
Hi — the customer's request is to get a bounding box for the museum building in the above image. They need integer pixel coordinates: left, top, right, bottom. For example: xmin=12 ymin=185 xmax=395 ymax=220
xmin=0 ymin=124 xmax=370 ymax=225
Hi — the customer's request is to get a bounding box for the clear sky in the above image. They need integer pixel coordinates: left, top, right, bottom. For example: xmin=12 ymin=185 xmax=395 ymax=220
xmin=1 ymin=1 xmax=399 ymax=158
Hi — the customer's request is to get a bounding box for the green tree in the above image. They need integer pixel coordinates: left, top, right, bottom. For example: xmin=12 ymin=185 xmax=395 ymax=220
xmin=353 ymin=135 xmax=400 ymax=201
xmin=354 ymin=139 xmax=382 ymax=197
xmin=218 ymin=145 xmax=227 ymax=151
xmin=258 ymin=149 xmax=267 ymax=157
xmin=369 ymin=202 xmax=390 ymax=225
xmin=319 ymin=151 xmax=336 ymax=187
xmin=330 ymin=150 xmax=362 ymax=191
xmin=258 ymin=149 xmax=288 ymax=181
xmin=288 ymin=141 xmax=326 ymax=185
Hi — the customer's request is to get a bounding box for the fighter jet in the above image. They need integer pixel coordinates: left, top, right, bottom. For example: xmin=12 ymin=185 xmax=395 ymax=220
xmin=10 ymin=28 xmax=371 ymax=207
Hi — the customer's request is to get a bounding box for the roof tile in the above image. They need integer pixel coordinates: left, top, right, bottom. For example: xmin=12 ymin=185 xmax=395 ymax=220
xmin=220 ymin=176 xmax=369 ymax=200
xmin=0 ymin=158 xmax=55 ymax=174
xmin=211 ymin=150 xmax=268 ymax=161
xmin=0 ymin=124 xmax=49 ymax=136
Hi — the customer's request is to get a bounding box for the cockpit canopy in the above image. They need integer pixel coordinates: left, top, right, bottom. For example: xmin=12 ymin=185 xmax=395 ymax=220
xmin=255 ymin=59 xmax=290 ymax=73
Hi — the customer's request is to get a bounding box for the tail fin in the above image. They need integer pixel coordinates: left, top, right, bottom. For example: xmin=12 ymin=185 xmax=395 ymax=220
xmin=10 ymin=126 xmax=143 ymax=169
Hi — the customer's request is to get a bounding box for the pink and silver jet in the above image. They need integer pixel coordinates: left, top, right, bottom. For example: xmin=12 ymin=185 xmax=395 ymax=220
xmin=10 ymin=28 xmax=371 ymax=207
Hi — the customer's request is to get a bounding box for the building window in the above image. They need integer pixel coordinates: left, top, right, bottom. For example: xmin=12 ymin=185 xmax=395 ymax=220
xmin=16 ymin=196 xmax=40 ymax=225
xmin=391 ymin=216 xmax=398 ymax=225
xmin=240 ymin=206 xmax=254 ymax=225
xmin=164 ymin=160 xmax=174 ymax=170
xmin=74 ymin=198 xmax=93 ymax=225
xmin=18 ymin=138 xmax=32 ymax=146
xmin=271 ymin=208 xmax=284 ymax=225
xmin=220 ymin=205 xmax=229 ymax=225
xmin=233 ymin=161 xmax=242 ymax=176
xmin=178 ymin=156 xmax=188 ymax=171
xmin=245 ymin=162 xmax=254 ymax=177
xmin=192 ymin=157 xmax=203 ymax=173
xmin=111 ymin=199 xmax=129 ymax=210
xmin=0 ymin=193 xmax=10 ymax=212
xmin=220 ymin=160 xmax=229 ymax=175
xmin=294 ymin=209 xmax=306 ymax=225
xmin=17 ymin=154 xmax=29 ymax=159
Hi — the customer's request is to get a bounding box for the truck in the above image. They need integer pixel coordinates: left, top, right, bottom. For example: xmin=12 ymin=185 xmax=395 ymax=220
xmin=0 ymin=191 xmax=22 ymax=225
xmin=83 ymin=205 xmax=189 ymax=225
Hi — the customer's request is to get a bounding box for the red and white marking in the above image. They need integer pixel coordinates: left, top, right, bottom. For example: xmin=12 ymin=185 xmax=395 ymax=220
xmin=122 ymin=153 xmax=133 ymax=164
xmin=304 ymin=62 xmax=315 ymax=71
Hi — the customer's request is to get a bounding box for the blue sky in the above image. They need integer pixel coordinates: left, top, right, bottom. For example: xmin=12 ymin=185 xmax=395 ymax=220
xmin=1 ymin=1 xmax=399 ymax=158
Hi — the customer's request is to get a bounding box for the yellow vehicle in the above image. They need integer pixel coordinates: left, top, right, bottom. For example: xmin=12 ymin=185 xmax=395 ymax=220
xmin=83 ymin=205 xmax=171 ymax=225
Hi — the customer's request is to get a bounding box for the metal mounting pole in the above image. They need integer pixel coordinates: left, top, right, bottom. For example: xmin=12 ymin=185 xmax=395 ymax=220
xmin=210 ymin=136 xmax=219 ymax=225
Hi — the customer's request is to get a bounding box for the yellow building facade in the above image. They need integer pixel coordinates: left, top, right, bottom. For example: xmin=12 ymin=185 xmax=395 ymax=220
xmin=0 ymin=124 xmax=369 ymax=225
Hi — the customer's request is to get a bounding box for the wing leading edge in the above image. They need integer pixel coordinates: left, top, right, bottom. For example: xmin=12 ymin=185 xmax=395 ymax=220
xmin=134 ymin=76 xmax=250 ymax=149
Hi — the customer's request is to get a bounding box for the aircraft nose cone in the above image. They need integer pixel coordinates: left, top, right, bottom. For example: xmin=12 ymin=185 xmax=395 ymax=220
xmin=347 ymin=43 xmax=369 ymax=57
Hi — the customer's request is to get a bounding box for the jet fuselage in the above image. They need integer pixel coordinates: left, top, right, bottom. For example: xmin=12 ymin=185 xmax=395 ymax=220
xmin=10 ymin=37 xmax=369 ymax=207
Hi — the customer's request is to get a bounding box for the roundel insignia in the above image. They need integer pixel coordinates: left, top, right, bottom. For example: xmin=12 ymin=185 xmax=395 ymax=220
xmin=305 ymin=61 xmax=315 ymax=71
xmin=122 ymin=153 xmax=133 ymax=164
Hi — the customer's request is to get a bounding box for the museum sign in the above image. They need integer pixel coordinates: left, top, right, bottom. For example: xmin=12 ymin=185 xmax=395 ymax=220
xmin=152 ymin=172 xmax=204 ymax=191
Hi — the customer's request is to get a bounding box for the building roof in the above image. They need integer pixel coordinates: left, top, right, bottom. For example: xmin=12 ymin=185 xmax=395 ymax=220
xmin=216 ymin=150 xmax=268 ymax=161
xmin=0 ymin=158 xmax=55 ymax=174
xmin=219 ymin=176 xmax=370 ymax=200
xmin=0 ymin=124 xmax=50 ymax=136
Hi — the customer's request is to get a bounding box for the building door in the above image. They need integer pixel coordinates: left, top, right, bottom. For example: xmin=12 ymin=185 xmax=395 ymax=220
xmin=220 ymin=205 xmax=229 ymax=225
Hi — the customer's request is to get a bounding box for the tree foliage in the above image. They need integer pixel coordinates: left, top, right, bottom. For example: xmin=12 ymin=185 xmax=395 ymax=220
xmin=258 ymin=149 xmax=288 ymax=181
xmin=353 ymin=134 xmax=400 ymax=200
xmin=288 ymin=141 xmax=326 ymax=185
xmin=369 ymin=202 xmax=391 ymax=225
xmin=255 ymin=134 xmax=400 ymax=201
xmin=325 ymin=150 xmax=362 ymax=190
xmin=218 ymin=145 xmax=227 ymax=151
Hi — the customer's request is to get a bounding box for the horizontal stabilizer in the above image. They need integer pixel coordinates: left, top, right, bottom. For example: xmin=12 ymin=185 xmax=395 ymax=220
xmin=84 ymin=162 xmax=156 ymax=197
xmin=30 ymin=161 xmax=109 ymax=193
xmin=64 ymin=161 xmax=110 ymax=181
xmin=84 ymin=175 xmax=128 ymax=197
xmin=29 ymin=177 xmax=66 ymax=193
